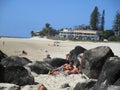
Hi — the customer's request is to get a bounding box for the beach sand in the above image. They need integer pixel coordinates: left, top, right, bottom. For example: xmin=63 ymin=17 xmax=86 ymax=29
xmin=0 ymin=37 xmax=120 ymax=61
xmin=0 ymin=37 xmax=120 ymax=90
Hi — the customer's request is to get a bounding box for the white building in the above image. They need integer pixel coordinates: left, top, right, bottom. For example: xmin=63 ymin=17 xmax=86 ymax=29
xmin=59 ymin=29 xmax=99 ymax=40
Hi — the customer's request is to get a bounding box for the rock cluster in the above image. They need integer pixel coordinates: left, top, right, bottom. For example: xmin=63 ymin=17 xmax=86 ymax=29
xmin=0 ymin=45 xmax=120 ymax=90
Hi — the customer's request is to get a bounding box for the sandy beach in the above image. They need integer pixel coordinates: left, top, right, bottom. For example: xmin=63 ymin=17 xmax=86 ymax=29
xmin=0 ymin=37 xmax=120 ymax=61
xmin=0 ymin=37 xmax=120 ymax=90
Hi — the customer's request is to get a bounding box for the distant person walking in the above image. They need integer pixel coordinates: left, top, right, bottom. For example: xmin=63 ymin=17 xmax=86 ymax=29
xmin=2 ymin=41 xmax=5 ymax=48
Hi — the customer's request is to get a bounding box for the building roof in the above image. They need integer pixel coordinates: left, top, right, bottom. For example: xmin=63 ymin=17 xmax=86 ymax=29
xmin=60 ymin=29 xmax=97 ymax=34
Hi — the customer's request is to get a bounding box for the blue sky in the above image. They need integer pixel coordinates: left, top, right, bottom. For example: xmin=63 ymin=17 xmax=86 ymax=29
xmin=0 ymin=0 xmax=120 ymax=37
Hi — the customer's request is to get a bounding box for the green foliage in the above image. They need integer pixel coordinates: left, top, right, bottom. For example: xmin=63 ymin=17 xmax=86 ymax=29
xmin=90 ymin=6 xmax=100 ymax=30
xmin=30 ymin=23 xmax=59 ymax=37
xmin=113 ymin=11 xmax=120 ymax=31
xmin=108 ymin=35 xmax=120 ymax=41
xmin=30 ymin=31 xmax=35 ymax=37
xmin=42 ymin=23 xmax=58 ymax=37
xmin=100 ymin=30 xmax=114 ymax=39
xmin=101 ymin=10 xmax=105 ymax=31
xmin=49 ymin=37 xmax=68 ymax=41
xmin=74 ymin=24 xmax=91 ymax=30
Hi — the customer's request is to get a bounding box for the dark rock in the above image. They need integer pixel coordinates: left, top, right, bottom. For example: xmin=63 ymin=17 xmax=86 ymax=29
xmin=26 ymin=61 xmax=53 ymax=74
xmin=82 ymin=46 xmax=114 ymax=79
xmin=43 ymin=58 xmax=51 ymax=63
xmin=48 ymin=58 xmax=69 ymax=68
xmin=0 ymin=64 xmax=5 ymax=82
xmin=0 ymin=50 xmax=7 ymax=62
xmin=73 ymin=79 xmax=97 ymax=90
xmin=114 ymin=78 xmax=120 ymax=85
xmin=106 ymin=85 xmax=120 ymax=90
xmin=4 ymin=66 xmax=34 ymax=86
xmin=69 ymin=46 xmax=86 ymax=66
xmin=93 ymin=57 xmax=120 ymax=90
xmin=1 ymin=56 xmax=32 ymax=67
xmin=93 ymin=85 xmax=120 ymax=90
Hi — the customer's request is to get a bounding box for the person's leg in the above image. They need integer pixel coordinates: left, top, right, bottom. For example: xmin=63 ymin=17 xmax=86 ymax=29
xmin=52 ymin=70 xmax=60 ymax=75
xmin=64 ymin=70 xmax=70 ymax=75
xmin=38 ymin=84 xmax=47 ymax=90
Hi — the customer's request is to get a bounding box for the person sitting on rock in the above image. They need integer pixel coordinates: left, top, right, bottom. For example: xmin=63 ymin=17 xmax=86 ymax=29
xmin=66 ymin=53 xmax=70 ymax=60
xmin=77 ymin=53 xmax=83 ymax=73
xmin=22 ymin=50 xmax=27 ymax=55
xmin=46 ymin=54 xmax=51 ymax=59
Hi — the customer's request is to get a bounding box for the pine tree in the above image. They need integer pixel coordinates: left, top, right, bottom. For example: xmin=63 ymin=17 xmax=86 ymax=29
xmin=90 ymin=6 xmax=100 ymax=30
xmin=113 ymin=11 xmax=120 ymax=35
xmin=101 ymin=10 xmax=105 ymax=31
xmin=31 ymin=31 xmax=35 ymax=37
xmin=113 ymin=11 xmax=120 ymax=31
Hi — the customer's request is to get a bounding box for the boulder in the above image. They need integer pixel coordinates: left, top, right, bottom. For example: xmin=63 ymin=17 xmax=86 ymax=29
xmin=26 ymin=61 xmax=53 ymax=74
xmin=4 ymin=66 xmax=34 ymax=86
xmin=73 ymin=79 xmax=97 ymax=90
xmin=93 ymin=57 xmax=120 ymax=90
xmin=1 ymin=56 xmax=32 ymax=67
xmin=0 ymin=64 xmax=5 ymax=82
xmin=0 ymin=50 xmax=7 ymax=62
xmin=0 ymin=83 xmax=20 ymax=90
xmin=69 ymin=46 xmax=86 ymax=66
xmin=82 ymin=46 xmax=114 ymax=79
xmin=106 ymin=85 xmax=120 ymax=90
xmin=48 ymin=58 xmax=69 ymax=68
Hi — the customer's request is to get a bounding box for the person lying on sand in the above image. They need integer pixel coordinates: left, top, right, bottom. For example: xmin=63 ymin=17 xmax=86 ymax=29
xmin=48 ymin=61 xmax=82 ymax=75
xmin=64 ymin=64 xmax=81 ymax=75
xmin=48 ymin=61 xmax=74 ymax=75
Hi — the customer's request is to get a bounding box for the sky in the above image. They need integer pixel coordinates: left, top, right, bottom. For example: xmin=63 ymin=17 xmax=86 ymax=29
xmin=0 ymin=0 xmax=120 ymax=37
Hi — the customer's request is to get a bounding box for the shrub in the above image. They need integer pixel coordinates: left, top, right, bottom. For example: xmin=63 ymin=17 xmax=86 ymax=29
xmin=108 ymin=35 xmax=120 ymax=41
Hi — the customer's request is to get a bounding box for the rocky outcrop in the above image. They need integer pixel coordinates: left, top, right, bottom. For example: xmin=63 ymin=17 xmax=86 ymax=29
xmin=48 ymin=58 xmax=69 ymax=68
xmin=0 ymin=50 xmax=7 ymax=62
xmin=106 ymin=85 xmax=120 ymax=90
xmin=4 ymin=66 xmax=34 ymax=86
xmin=69 ymin=46 xmax=86 ymax=66
xmin=73 ymin=79 xmax=97 ymax=90
xmin=82 ymin=46 xmax=114 ymax=79
xmin=0 ymin=46 xmax=120 ymax=90
xmin=0 ymin=64 xmax=5 ymax=82
xmin=1 ymin=56 xmax=32 ymax=67
xmin=26 ymin=61 xmax=53 ymax=74
xmin=93 ymin=57 xmax=120 ymax=90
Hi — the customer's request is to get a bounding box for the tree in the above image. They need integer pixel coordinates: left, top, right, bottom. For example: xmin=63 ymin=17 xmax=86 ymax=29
xmin=101 ymin=30 xmax=114 ymax=39
xmin=113 ymin=11 xmax=120 ymax=35
xmin=42 ymin=23 xmax=58 ymax=37
xmin=90 ymin=6 xmax=100 ymax=30
xmin=74 ymin=24 xmax=91 ymax=30
xmin=30 ymin=31 xmax=35 ymax=37
xmin=42 ymin=23 xmax=51 ymax=36
xmin=108 ymin=35 xmax=120 ymax=41
xmin=101 ymin=10 xmax=105 ymax=31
